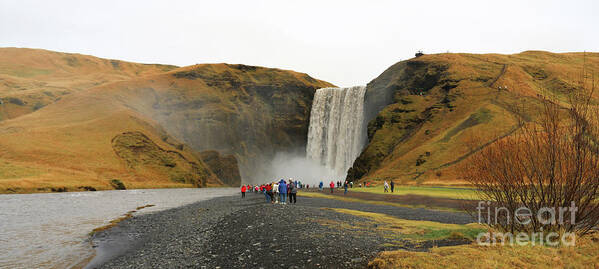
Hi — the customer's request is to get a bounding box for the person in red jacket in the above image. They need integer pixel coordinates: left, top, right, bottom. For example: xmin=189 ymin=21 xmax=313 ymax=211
xmin=265 ymin=183 xmax=274 ymax=203
xmin=241 ymin=185 xmax=246 ymax=198
xmin=330 ymin=181 xmax=335 ymax=193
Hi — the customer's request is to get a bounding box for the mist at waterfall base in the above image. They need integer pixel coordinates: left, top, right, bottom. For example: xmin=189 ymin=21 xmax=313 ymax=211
xmin=259 ymin=151 xmax=343 ymax=185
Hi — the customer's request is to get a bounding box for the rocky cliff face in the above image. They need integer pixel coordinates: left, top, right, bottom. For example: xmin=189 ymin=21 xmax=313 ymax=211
xmin=91 ymin=62 xmax=333 ymax=186
xmin=199 ymin=150 xmax=241 ymax=186
xmin=139 ymin=64 xmax=334 ymax=183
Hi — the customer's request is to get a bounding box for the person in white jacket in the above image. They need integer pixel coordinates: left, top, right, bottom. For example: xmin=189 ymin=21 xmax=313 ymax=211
xmin=384 ymin=181 xmax=389 ymax=193
xmin=273 ymin=182 xmax=279 ymax=203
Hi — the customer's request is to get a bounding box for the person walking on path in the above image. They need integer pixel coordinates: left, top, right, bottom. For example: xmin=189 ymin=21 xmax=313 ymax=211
xmin=288 ymin=181 xmax=297 ymax=204
xmin=288 ymin=179 xmax=293 ymax=201
xmin=343 ymin=181 xmax=348 ymax=195
xmin=384 ymin=181 xmax=389 ymax=193
xmin=273 ymin=182 xmax=279 ymax=203
xmin=264 ymin=184 xmax=272 ymax=203
xmin=330 ymin=181 xmax=335 ymax=193
xmin=278 ymin=179 xmax=288 ymax=204
xmin=241 ymin=185 xmax=246 ymax=198
xmin=390 ymin=180 xmax=395 ymax=193
xmin=319 ymin=181 xmax=323 ymax=191
xmin=269 ymin=184 xmax=275 ymax=203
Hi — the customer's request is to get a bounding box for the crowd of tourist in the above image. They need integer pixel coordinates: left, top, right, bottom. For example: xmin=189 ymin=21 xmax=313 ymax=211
xmin=240 ymin=179 xmax=300 ymax=204
xmin=240 ymin=179 xmax=373 ymax=203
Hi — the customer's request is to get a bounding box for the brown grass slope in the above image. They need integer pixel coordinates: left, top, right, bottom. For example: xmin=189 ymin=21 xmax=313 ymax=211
xmin=0 ymin=82 xmax=223 ymax=193
xmin=0 ymin=47 xmax=177 ymax=120
xmin=349 ymin=51 xmax=599 ymax=185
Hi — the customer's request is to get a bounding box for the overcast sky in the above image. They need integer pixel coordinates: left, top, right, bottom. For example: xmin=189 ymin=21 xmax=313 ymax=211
xmin=1 ymin=0 xmax=598 ymax=87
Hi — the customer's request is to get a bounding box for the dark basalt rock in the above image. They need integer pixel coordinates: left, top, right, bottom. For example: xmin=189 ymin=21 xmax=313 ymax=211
xmin=199 ymin=150 xmax=241 ymax=187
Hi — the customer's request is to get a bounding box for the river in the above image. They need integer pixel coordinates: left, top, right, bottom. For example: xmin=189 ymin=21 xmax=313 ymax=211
xmin=0 ymin=188 xmax=237 ymax=268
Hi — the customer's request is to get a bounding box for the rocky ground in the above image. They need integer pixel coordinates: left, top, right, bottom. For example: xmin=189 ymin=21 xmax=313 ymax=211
xmin=89 ymin=191 xmax=474 ymax=269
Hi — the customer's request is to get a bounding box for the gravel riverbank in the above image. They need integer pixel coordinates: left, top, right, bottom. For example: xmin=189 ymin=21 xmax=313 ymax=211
xmin=89 ymin=191 xmax=475 ymax=268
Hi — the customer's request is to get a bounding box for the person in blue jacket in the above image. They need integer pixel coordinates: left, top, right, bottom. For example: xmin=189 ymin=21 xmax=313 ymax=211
xmin=319 ymin=181 xmax=324 ymax=191
xmin=278 ymin=179 xmax=288 ymax=204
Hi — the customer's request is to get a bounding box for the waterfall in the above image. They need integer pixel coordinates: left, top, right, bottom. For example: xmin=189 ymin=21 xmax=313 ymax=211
xmin=306 ymin=86 xmax=367 ymax=179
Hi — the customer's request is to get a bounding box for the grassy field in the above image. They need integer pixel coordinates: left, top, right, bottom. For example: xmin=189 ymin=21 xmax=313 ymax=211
xmin=304 ymin=186 xmax=599 ymax=268
xmin=324 ymin=208 xmax=485 ymax=242
xmin=298 ymin=191 xmax=462 ymax=212
xmin=350 ymin=185 xmax=479 ymax=200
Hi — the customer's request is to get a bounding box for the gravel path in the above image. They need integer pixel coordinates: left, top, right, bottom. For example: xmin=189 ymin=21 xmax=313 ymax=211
xmin=89 ymin=192 xmax=475 ymax=269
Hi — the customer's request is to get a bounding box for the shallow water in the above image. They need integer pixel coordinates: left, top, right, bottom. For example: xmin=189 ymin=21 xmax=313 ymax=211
xmin=0 ymin=188 xmax=237 ymax=268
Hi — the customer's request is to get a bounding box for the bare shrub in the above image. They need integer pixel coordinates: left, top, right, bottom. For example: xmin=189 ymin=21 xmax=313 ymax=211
xmin=461 ymin=66 xmax=599 ymax=237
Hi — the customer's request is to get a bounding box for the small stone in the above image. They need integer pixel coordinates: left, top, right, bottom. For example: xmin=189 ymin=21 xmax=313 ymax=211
xmin=351 ymin=257 xmax=363 ymax=263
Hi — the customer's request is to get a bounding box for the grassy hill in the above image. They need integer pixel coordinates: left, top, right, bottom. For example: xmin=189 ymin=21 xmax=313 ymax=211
xmin=349 ymin=51 xmax=599 ymax=185
xmin=0 ymin=48 xmax=333 ymax=193
xmin=0 ymin=82 xmax=223 ymax=192
xmin=0 ymin=48 xmax=176 ymax=121
xmin=4 ymin=48 xmax=594 ymax=192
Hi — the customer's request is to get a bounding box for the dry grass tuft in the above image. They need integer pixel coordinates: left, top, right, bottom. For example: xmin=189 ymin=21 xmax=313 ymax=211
xmin=368 ymin=232 xmax=599 ymax=269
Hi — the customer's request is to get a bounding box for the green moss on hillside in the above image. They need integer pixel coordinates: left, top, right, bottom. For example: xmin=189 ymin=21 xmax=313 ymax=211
xmin=112 ymin=131 xmax=215 ymax=187
xmin=440 ymin=108 xmax=492 ymax=142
